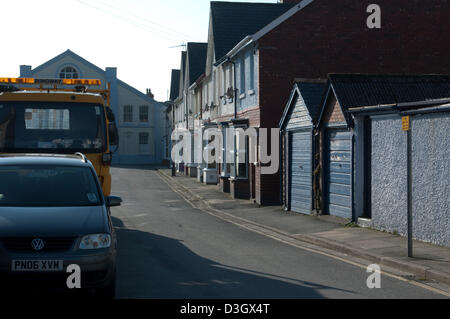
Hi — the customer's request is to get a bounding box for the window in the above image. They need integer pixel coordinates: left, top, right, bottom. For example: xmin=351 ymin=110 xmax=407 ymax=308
xmin=0 ymin=166 xmax=101 ymax=207
xmin=123 ymin=105 xmax=133 ymax=122
xmin=139 ymin=132 xmax=149 ymax=145
xmin=59 ymin=67 xmax=79 ymax=79
xmin=240 ymin=56 xmax=246 ymax=94
xmin=0 ymin=102 xmax=106 ymax=153
xmin=249 ymin=52 xmax=255 ymax=91
xmin=222 ymin=67 xmax=227 ymax=99
xmin=139 ymin=105 xmax=149 ymax=122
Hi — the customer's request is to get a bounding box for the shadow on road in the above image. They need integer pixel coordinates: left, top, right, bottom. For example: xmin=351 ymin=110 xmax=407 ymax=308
xmin=113 ymin=216 xmax=350 ymax=299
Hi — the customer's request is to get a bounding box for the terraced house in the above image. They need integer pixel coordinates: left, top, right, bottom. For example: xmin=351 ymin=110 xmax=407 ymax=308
xmin=169 ymin=0 xmax=450 ymax=206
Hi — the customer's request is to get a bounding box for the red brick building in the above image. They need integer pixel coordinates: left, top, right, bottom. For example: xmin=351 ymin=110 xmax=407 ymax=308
xmin=218 ymin=0 xmax=450 ymax=205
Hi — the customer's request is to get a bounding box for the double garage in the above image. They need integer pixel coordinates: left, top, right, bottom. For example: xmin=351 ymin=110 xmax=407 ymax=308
xmin=285 ymin=126 xmax=352 ymax=219
xmin=281 ymin=81 xmax=353 ymax=219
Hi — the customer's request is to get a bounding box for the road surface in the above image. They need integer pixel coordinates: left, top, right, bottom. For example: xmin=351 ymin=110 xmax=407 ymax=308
xmin=111 ymin=166 xmax=446 ymax=299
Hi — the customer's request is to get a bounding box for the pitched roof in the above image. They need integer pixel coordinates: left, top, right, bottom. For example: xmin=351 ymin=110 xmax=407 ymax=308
xmin=317 ymin=74 xmax=450 ymax=127
xmin=279 ymin=80 xmax=327 ymax=128
xmin=252 ymin=0 xmax=314 ymax=42
xmin=329 ymin=74 xmax=450 ymax=110
xmin=179 ymin=51 xmax=187 ymax=98
xmin=296 ymin=81 xmax=327 ymax=122
xmin=181 ymin=51 xmax=187 ymax=82
xmin=169 ymin=69 xmax=180 ymax=101
xmin=31 ymin=49 xmax=160 ymax=104
xmin=31 ymin=49 xmax=105 ymax=75
xmin=210 ymin=1 xmax=296 ymax=61
xmin=186 ymin=42 xmax=207 ymax=85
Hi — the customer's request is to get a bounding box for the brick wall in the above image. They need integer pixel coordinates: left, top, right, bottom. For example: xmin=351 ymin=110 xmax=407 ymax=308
xmin=256 ymin=0 xmax=450 ymax=205
xmin=259 ymin=0 xmax=450 ymax=128
xmin=322 ymin=96 xmax=345 ymax=124
xmin=212 ymin=106 xmax=260 ymax=128
xmin=230 ymin=178 xmax=250 ymax=200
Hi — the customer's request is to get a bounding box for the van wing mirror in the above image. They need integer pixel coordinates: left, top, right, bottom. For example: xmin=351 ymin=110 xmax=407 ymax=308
xmin=105 ymin=107 xmax=119 ymax=151
xmin=106 ymin=196 xmax=122 ymax=207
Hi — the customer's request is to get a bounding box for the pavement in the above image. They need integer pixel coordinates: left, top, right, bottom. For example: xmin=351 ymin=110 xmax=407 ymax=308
xmin=157 ymin=168 xmax=450 ymax=287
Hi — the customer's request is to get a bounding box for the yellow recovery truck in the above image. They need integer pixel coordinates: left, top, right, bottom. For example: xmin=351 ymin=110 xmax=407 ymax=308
xmin=0 ymin=77 xmax=118 ymax=196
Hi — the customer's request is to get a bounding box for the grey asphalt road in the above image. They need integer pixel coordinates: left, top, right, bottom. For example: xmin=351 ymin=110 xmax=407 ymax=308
xmin=110 ymin=166 xmax=446 ymax=299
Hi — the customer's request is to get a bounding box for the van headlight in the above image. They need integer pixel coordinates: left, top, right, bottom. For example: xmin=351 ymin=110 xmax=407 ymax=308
xmin=79 ymin=234 xmax=111 ymax=250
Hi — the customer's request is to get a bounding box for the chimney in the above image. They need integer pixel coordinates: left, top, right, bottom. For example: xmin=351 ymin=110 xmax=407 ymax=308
xmin=146 ymin=88 xmax=154 ymax=99
xmin=20 ymin=65 xmax=32 ymax=78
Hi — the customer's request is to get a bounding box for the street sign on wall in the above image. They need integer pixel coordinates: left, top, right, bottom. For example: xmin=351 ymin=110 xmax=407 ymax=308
xmin=402 ymin=116 xmax=410 ymax=131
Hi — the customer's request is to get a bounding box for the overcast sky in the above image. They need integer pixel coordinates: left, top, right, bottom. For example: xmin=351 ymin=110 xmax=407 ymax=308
xmin=0 ymin=0 xmax=276 ymax=102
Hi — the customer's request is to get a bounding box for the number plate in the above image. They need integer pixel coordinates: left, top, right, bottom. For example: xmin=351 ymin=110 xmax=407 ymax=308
xmin=11 ymin=260 xmax=64 ymax=272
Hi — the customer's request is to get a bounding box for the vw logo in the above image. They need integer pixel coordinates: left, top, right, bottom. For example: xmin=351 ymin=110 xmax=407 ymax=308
xmin=31 ymin=238 xmax=45 ymax=251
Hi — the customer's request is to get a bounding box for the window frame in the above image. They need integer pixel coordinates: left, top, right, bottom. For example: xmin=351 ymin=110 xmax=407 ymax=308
xmin=59 ymin=66 xmax=79 ymax=79
xmin=240 ymin=56 xmax=246 ymax=95
xmin=249 ymin=51 xmax=255 ymax=91
xmin=139 ymin=105 xmax=149 ymax=123
xmin=123 ymin=105 xmax=133 ymax=123
xmin=139 ymin=132 xmax=149 ymax=145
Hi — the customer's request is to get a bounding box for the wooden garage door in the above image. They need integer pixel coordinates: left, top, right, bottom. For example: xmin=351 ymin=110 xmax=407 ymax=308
xmin=325 ymin=129 xmax=352 ymax=218
xmin=289 ymin=130 xmax=312 ymax=214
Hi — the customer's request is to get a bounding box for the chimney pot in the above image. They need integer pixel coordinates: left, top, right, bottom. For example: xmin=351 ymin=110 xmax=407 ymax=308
xmin=146 ymin=88 xmax=154 ymax=99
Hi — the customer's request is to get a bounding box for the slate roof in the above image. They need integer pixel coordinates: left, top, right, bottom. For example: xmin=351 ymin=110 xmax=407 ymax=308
xmin=178 ymin=51 xmax=187 ymax=98
xmin=279 ymin=81 xmax=327 ymax=129
xmin=329 ymin=74 xmax=450 ymax=110
xmin=210 ymin=1 xmax=296 ymax=61
xmin=186 ymin=42 xmax=208 ymax=85
xmin=31 ymin=49 xmax=160 ymax=104
xmin=169 ymin=69 xmax=180 ymax=101
xmin=295 ymin=82 xmax=327 ymax=122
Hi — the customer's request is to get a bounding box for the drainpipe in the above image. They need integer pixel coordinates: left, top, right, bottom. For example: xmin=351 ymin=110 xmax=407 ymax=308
xmin=226 ymin=57 xmax=238 ymax=180
xmin=185 ymin=89 xmax=189 ymax=130
xmin=279 ymin=129 xmax=283 ymax=206
xmin=351 ymin=130 xmax=356 ymax=222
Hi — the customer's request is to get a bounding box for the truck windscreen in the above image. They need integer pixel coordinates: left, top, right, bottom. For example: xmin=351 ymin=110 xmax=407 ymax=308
xmin=0 ymin=102 xmax=106 ymax=153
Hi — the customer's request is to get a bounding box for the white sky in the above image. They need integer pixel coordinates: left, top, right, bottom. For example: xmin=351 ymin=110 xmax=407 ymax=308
xmin=0 ymin=0 xmax=276 ymax=102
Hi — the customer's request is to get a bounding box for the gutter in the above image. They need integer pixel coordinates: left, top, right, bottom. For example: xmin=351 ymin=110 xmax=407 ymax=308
xmin=214 ymin=36 xmax=254 ymax=68
xmin=214 ymin=0 xmax=315 ymax=68
xmin=347 ymin=98 xmax=450 ymax=114
xmin=400 ymin=103 xmax=450 ymax=115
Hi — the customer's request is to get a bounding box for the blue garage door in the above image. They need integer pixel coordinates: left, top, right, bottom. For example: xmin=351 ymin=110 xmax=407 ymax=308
xmin=289 ymin=130 xmax=313 ymax=214
xmin=325 ymin=129 xmax=352 ymax=218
